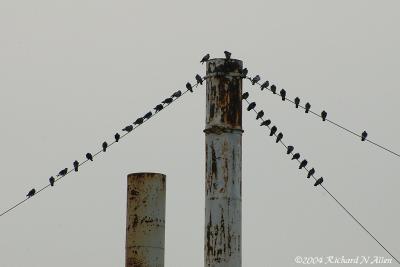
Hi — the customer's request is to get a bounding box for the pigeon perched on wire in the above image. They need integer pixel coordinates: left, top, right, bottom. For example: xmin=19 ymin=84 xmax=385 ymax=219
xmin=102 ymin=142 xmax=108 ymax=152
xmin=299 ymin=159 xmax=308 ymax=169
xmin=269 ymin=126 xmax=277 ymax=136
xmin=195 ymin=74 xmax=203 ymax=85
xmin=26 ymin=188 xmax=36 ymax=198
xmin=251 ymin=75 xmax=260 ymax=85
xmin=292 ymin=153 xmax=300 ymax=160
xmin=260 ymin=119 xmax=271 ymax=127
xmin=256 ymin=110 xmax=264 ymax=120
xmin=242 ymin=92 xmax=249 ymax=100
xmin=224 ymin=51 xmax=231 ymax=60
xmin=86 ymin=153 xmax=93 ymax=161
xmin=171 ymin=90 xmax=182 ymax=98
xmin=186 ymin=82 xmax=193 ymax=93
xmin=49 ymin=176 xmax=55 ymax=186
xmin=270 ymin=85 xmax=277 ymax=94
xmin=162 ymin=98 xmax=173 ymax=105
xmin=134 ymin=117 xmax=144 ymax=125
xmin=143 ymin=111 xmax=152 ymax=120
xmin=73 ymin=160 xmax=79 ymax=172
xmin=247 ymin=102 xmax=256 ymax=111
xmin=321 ymin=111 xmax=327 ymax=121
xmin=200 ymin=53 xmax=210 ymax=64
xmin=294 ymin=97 xmax=300 ymax=108
xmin=305 ymin=102 xmax=311 ymax=113
xmin=276 ymin=132 xmax=283 ymax=143
xmin=280 ymin=89 xmax=286 ymax=101
xmin=361 ymin=131 xmax=368 ymax=141
xmin=57 ymin=168 xmax=68 ymax=177
xmin=307 ymin=168 xmax=315 ymax=178
xmin=287 ymin=145 xmax=294 ymax=154
xmin=154 ymin=104 xmax=163 ymax=113
xmin=314 ymin=177 xmax=324 ymax=186
xmin=260 ymin=81 xmax=269 ymax=91
xmin=241 ymin=68 xmax=248 ymax=78
xmin=115 ymin=133 xmax=121 ymax=142
xmin=122 ymin=125 xmax=133 ymax=133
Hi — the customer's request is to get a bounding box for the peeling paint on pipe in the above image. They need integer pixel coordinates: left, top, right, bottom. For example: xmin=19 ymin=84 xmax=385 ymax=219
xmin=204 ymin=58 xmax=243 ymax=267
xmin=125 ymin=172 xmax=166 ymax=267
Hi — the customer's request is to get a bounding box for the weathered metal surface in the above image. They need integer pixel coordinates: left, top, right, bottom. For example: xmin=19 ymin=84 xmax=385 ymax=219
xmin=125 ymin=172 xmax=166 ymax=267
xmin=204 ymin=58 xmax=243 ymax=267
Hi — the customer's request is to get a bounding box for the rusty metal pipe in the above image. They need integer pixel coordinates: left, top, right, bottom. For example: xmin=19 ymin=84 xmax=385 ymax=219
xmin=204 ymin=58 xmax=243 ymax=267
xmin=125 ymin=172 xmax=166 ymax=267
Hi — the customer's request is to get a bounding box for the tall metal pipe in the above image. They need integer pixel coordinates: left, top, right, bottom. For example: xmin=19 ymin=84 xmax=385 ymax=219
xmin=125 ymin=172 xmax=166 ymax=267
xmin=204 ymin=58 xmax=243 ymax=267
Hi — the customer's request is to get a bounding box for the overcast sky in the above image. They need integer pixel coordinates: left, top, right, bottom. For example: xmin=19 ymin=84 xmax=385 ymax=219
xmin=1 ymin=1 xmax=399 ymax=266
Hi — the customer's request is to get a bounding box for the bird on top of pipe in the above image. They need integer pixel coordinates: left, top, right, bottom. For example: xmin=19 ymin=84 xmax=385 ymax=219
xmin=154 ymin=104 xmax=163 ymax=113
xmin=260 ymin=119 xmax=271 ymax=127
xmin=270 ymin=85 xmax=277 ymax=94
xmin=200 ymin=53 xmax=210 ymax=64
xmin=314 ymin=177 xmax=324 ymax=186
xmin=49 ymin=176 xmax=55 ymax=186
xmin=171 ymin=90 xmax=182 ymax=98
xmin=305 ymin=102 xmax=311 ymax=113
xmin=276 ymin=132 xmax=283 ymax=143
xmin=261 ymin=81 xmax=269 ymax=90
xmin=287 ymin=145 xmax=294 ymax=154
xmin=242 ymin=92 xmax=249 ymax=100
xmin=57 ymin=168 xmax=68 ymax=177
xmin=299 ymin=159 xmax=308 ymax=169
xmin=307 ymin=168 xmax=315 ymax=178
xmin=251 ymin=75 xmax=260 ymax=85
xmin=26 ymin=188 xmax=36 ymax=198
xmin=292 ymin=153 xmax=300 ymax=160
xmin=86 ymin=153 xmax=93 ymax=161
xmin=280 ymin=89 xmax=286 ymax=101
xmin=294 ymin=97 xmax=300 ymax=108
xmin=102 ymin=142 xmax=108 ymax=152
xmin=361 ymin=131 xmax=368 ymax=141
xmin=256 ymin=110 xmax=264 ymax=120
xmin=195 ymin=74 xmax=203 ymax=85
xmin=269 ymin=126 xmax=277 ymax=136
xmin=224 ymin=51 xmax=231 ymax=60
xmin=186 ymin=82 xmax=193 ymax=93
xmin=73 ymin=160 xmax=79 ymax=172
xmin=115 ymin=133 xmax=120 ymax=142
xmin=247 ymin=102 xmax=256 ymax=111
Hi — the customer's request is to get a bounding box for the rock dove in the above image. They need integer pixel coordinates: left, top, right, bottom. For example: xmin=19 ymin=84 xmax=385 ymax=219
xmin=256 ymin=110 xmax=264 ymax=120
xmin=314 ymin=177 xmax=324 ymax=186
xmin=280 ymin=89 xmax=286 ymax=101
xmin=134 ymin=117 xmax=144 ymax=125
xmin=115 ymin=133 xmax=121 ymax=142
xmin=241 ymin=68 xmax=248 ymax=78
xmin=260 ymin=81 xmax=269 ymax=90
xmin=162 ymin=98 xmax=173 ymax=105
xmin=154 ymin=104 xmax=163 ymax=113
xmin=26 ymin=188 xmax=36 ymax=198
xmin=195 ymin=74 xmax=203 ymax=85
xmin=294 ymin=97 xmax=300 ymax=108
xmin=224 ymin=51 xmax=231 ymax=60
xmin=299 ymin=159 xmax=308 ymax=169
xmin=143 ymin=111 xmax=152 ymax=120
xmin=200 ymin=53 xmax=210 ymax=64
xmin=102 ymin=141 xmax=108 ymax=152
xmin=49 ymin=176 xmax=55 ymax=186
xmin=305 ymin=102 xmax=311 ymax=113
xmin=122 ymin=125 xmax=133 ymax=133
xmin=260 ymin=119 xmax=271 ymax=126
xmin=276 ymin=132 xmax=283 ymax=143
xmin=270 ymin=85 xmax=277 ymax=94
xmin=58 ymin=168 xmax=68 ymax=177
xmin=361 ymin=131 xmax=368 ymax=141
xmin=247 ymin=102 xmax=256 ymax=111
xmin=171 ymin=90 xmax=182 ymax=98
xmin=292 ymin=153 xmax=300 ymax=160
xmin=186 ymin=82 xmax=193 ymax=93
xmin=242 ymin=92 xmax=249 ymax=100
xmin=307 ymin=168 xmax=315 ymax=178
xmin=73 ymin=160 xmax=79 ymax=172
xmin=321 ymin=111 xmax=327 ymax=121
xmin=251 ymin=75 xmax=260 ymax=85
xmin=86 ymin=153 xmax=93 ymax=161
xmin=269 ymin=126 xmax=277 ymax=136
xmin=287 ymin=145 xmax=294 ymax=154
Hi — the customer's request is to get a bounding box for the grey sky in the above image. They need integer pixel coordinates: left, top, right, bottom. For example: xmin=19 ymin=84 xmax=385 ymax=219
xmin=0 ymin=1 xmax=399 ymax=266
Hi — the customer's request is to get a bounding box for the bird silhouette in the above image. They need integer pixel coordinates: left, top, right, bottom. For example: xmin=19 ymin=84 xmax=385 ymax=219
xmin=200 ymin=54 xmax=210 ymax=64
xmin=269 ymin=126 xmax=277 ymax=136
xmin=305 ymin=102 xmax=311 ymax=113
xmin=171 ymin=90 xmax=182 ymax=98
xmin=251 ymin=75 xmax=260 ymax=85
xmin=260 ymin=119 xmax=271 ymax=127
xmin=49 ymin=176 xmax=55 ymax=186
xmin=256 ymin=110 xmax=264 ymax=120
xmin=186 ymin=82 xmax=193 ymax=92
xmin=307 ymin=168 xmax=315 ymax=178
xmin=292 ymin=153 xmax=300 ymax=160
xmin=122 ymin=125 xmax=133 ymax=133
xmin=102 ymin=142 xmax=108 ymax=152
xmin=321 ymin=111 xmax=327 ymax=121
xmin=143 ymin=111 xmax=152 ymax=120
xmin=73 ymin=160 xmax=79 ymax=172
xmin=287 ymin=145 xmax=294 ymax=154
xmin=270 ymin=85 xmax=277 ymax=94
xmin=247 ymin=102 xmax=256 ymax=111
xmin=26 ymin=188 xmax=36 ymax=198
xmin=276 ymin=132 xmax=283 ymax=143
xmin=241 ymin=68 xmax=248 ymax=78
xmin=294 ymin=97 xmax=300 ymax=108
xmin=154 ymin=104 xmax=163 ymax=113
xmin=224 ymin=51 xmax=231 ymax=60
xmin=361 ymin=131 xmax=368 ymax=141
xmin=299 ymin=159 xmax=308 ymax=169
xmin=314 ymin=177 xmax=324 ymax=186
xmin=57 ymin=168 xmax=68 ymax=177
xmin=86 ymin=153 xmax=93 ymax=161
xmin=195 ymin=74 xmax=203 ymax=85
xmin=162 ymin=98 xmax=173 ymax=105
xmin=115 ymin=133 xmax=121 ymax=142
xmin=260 ymin=81 xmax=269 ymax=90
xmin=242 ymin=92 xmax=249 ymax=100
xmin=280 ymin=89 xmax=286 ymax=101
xmin=134 ymin=117 xmax=144 ymax=125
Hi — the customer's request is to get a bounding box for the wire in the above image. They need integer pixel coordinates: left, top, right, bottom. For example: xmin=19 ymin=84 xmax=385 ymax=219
xmin=245 ymin=76 xmax=400 ymax=159
xmin=244 ymin=96 xmax=400 ymax=265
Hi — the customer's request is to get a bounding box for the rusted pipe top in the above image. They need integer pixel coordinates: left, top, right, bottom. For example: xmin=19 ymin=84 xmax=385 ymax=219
xmin=206 ymin=58 xmax=243 ymax=77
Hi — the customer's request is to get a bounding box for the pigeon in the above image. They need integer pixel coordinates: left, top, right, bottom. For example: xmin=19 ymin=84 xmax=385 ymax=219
xmin=73 ymin=160 xmax=79 ymax=172
xmin=269 ymin=126 xmax=277 ymax=136
xmin=305 ymin=102 xmax=311 ymax=113
xmin=314 ymin=177 xmax=324 ymax=187
xmin=276 ymin=132 xmax=283 ymax=143
xmin=256 ymin=110 xmax=264 ymax=120
xmin=115 ymin=133 xmax=121 ymax=142
xmin=270 ymin=85 xmax=277 ymax=94
xmin=361 ymin=131 xmax=368 ymax=141
xmin=86 ymin=153 xmax=93 ymax=161
xmin=321 ymin=111 xmax=327 ymax=121
xmin=299 ymin=159 xmax=308 ymax=169
xmin=287 ymin=145 xmax=294 ymax=154
xmin=241 ymin=68 xmax=248 ymax=78
xmin=122 ymin=125 xmax=133 ymax=133
xmin=171 ymin=90 xmax=182 ymax=98
xmin=195 ymin=74 xmax=203 ymax=85
xmin=143 ymin=111 xmax=152 ymax=120
xmin=292 ymin=153 xmax=300 ymax=160
xmin=251 ymin=75 xmax=260 ymax=85
xmin=224 ymin=51 xmax=231 ymax=60
xmin=294 ymin=97 xmax=300 ymax=108
xmin=260 ymin=81 xmax=269 ymax=91
xmin=162 ymin=98 xmax=173 ymax=105
xmin=260 ymin=119 xmax=271 ymax=127
xmin=57 ymin=168 xmax=68 ymax=177
xmin=102 ymin=141 xmax=108 ymax=152
xmin=134 ymin=117 xmax=144 ymax=125
xmin=247 ymin=102 xmax=256 ymax=111
xmin=49 ymin=176 xmax=55 ymax=186
xmin=154 ymin=104 xmax=164 ymax=113
xmin=242 ymin=92 xmax=249 ymax=100
xmin=186 ymin=82 xmax=193 ymax=93
xmin=26 ymin=188 xmax=36 ymax=198
xmin=200 ymin=53 xmax=210 ymax=64
xmin=280 ymin=89 xmax=286 ymax=101
xmin=307 ymin=168 xmax=315 ymax=178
